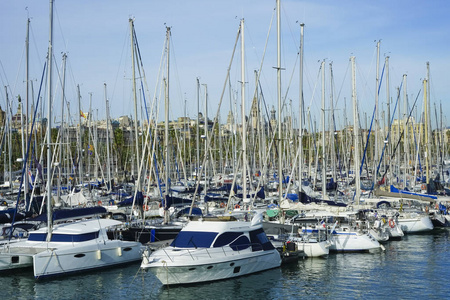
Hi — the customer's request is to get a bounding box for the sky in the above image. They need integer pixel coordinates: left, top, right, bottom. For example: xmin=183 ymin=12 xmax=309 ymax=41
xmin=1 ymin=0 xmax=449 ymax=129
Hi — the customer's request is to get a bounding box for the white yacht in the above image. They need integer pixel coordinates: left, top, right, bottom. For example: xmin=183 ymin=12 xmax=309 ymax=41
xmin=397 ymin=210 xmax=434 ymax=233
xmin=140 ymin=213 xmax=281 ymax=285
xmin=0 ymin=218 xmax=142 ymax=278
xmin=329 ymin=225 xmax=384 ymax=252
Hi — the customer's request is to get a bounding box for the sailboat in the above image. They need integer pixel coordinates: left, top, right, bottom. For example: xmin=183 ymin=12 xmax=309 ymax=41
xmin=0 ymin=0 xmax=142 ymax=279
xmin=141 ymin=16 xmax=282 ymax=285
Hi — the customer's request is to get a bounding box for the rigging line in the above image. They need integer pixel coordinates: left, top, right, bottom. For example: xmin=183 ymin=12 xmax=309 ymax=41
xmin=11 ymin=62 xmax=46 ymax=235
xmin=247 ymin=7 xmax=275 ymax=111
xmin=334 ymin=60 xmax=350 ymax=108
xmin=138 ymin=75 xmax=163 ymax=203
xmin=306 ymin=62 xmax=321 ymax=114
xmin=248 ymin=7 xmax=275 ymax=113
xmin=359 ymin=61 xmax=386 ymax=179
xmin=380 ymin=85 xmax=420 ymax=183
xmin=110 ymin=25 xmax=130 ymax=105
xmin=189 ymin=21 xmax=241 ymax=216
xmin=371 ymin=80 xmax=403 ymax=187
xmin=53 ymin=3 xmax=68 ymax=52
xmin=258 ymin=79 xmax=286 ymax=184
xmin=329 ymin=67 xmax=344 ymax=180
xmin=281 ymin=52 xmax=299 ymax=115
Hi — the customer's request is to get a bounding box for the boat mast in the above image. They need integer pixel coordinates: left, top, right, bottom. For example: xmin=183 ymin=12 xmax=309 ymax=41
xmin=403 ymin=74 xmax=408 ymax=189
xmin=321 ymin=60 xmax=326 ymax=199
xmin=104 ymin=84 xmax=112 ymax=192
xmin=196 ymin=78 xmax=200 ymax=180
xmin=24 ymin=18 xmax=31 ymax=197
xmin=374 ymin=40 xmax=380 ymax=187
xmin=77 ymin=84 xmax=83 ymax=186
xmin=57 ymin=53 xmax=67 ymax=203
xmin=164 ymin=27 xmax=171 ymax=224
xmin=240 ymin=18 xmax=247 ymax=204
xmin=424 ymin=79 xmax=429 ymax=185
xmin=298 ymin=23 xmax=304 ymax=189
xmin=276 ymin=0 xmax=283 ymax=205
xmin=385 ymin=56 xmax=391 ymax=186
xmin=46 ymin=0 xmax=54 ymax=241
xmin=426 ymin=62 xmax=432 ymax=185
xmin=129 ymin=18 xmax=140 ymax=191
xmin=351 ymin=56 xmax=360 ymax=205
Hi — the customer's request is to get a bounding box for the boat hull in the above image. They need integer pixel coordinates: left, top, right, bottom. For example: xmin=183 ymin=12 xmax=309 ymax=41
xmin=32 ymin=241 xmax=142 ymax=278
xmin=329 ymin=232 xmax=381 ymax=252
xmin=142 ymin=249 xmax=281 ymax=285
xmin=295 ymin=240 xmax=329 ymax=257
xmin=397 ymin=216 xmax=434 ymax=233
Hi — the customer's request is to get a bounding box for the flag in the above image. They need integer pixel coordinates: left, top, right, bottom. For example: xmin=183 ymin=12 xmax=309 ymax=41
xmin=80 ymin=110 xmax=86 ymax=118
xmin=28 ymin=168 xmax=35 ymax=183
xmin=320 ymin=220 xmax=327 ymax=229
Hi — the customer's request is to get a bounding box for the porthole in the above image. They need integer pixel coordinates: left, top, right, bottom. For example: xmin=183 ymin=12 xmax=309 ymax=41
xmin=188 ymin=267 xmax=196 ymax=271
xmin=123 ymin=247 xmax=132 ymax=252
xmin=74 ymin=253 xmax=86 ymax=258
xmin=207 ymin=266 xmax=213 ymax=269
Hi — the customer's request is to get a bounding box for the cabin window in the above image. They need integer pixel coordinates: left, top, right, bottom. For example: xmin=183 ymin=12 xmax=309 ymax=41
xmin=249 ymin=228 xmax=275 ymax=251
xmin=29 ymin=231 xmax=100 ymax=242
xmin=213 ymin=232 xmax=244 ymax=247
xmin=229 ymin=236 xmax=251 ymax=251
xmin=170 ymin=231 xmax=218 ymax=248
xmin=28 ymin=233 xmax=47 ymax=241
xmin=50 ymin=231 xmax=100 ymax=242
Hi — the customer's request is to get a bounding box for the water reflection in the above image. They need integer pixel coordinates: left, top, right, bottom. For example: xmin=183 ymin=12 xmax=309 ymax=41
xmin=1 ymin=230 xmax=450 ymax=299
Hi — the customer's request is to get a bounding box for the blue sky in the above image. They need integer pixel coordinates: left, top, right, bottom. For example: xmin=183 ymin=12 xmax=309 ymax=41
xmin=1 ymin=0 xmax=449 ymax=129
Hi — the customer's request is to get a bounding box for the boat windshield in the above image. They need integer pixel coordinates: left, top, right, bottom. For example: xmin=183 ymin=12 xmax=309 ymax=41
xmin=170 ymin=231 xmax=218 ymax=248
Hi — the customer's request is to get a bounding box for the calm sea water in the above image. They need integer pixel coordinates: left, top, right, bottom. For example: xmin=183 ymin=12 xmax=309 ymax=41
xmin=1 ymin=229 xmax=449 ymax=300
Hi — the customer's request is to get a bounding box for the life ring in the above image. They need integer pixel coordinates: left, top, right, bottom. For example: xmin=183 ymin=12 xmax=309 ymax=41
xmin=143 ymin=204 xmax=149 ymax=211
xmin=97 ymin=200 xmax=102 ymax=206
xmin=421 ymin=184 xmax=426 ymax=190
xmin=388 ymin=219 xmax=395 ymax=228
xmin=234 ymin=204 xmax=240 ymax=209
xmin=220 ymin=202 xmax=225 ymax=208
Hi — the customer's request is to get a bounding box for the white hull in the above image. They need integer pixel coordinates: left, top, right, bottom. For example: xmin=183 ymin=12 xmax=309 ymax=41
xmin=397 ymin=216 xmax=434 ymax=233
xmin=33 ymin=241 xmax=141 ymax=278
xmin=369 ymin=228 xmax=390 ymax=242
xmin=329 ymin=232 xmax=382 ymax=252
xmin=295 ymin=240 xmax=330 ymax=257
xmin=142 ymin=248 xmax=280 ymax=285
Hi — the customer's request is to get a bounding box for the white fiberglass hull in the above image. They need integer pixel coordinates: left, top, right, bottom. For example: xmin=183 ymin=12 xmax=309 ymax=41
xmin=387 ymin=225 xmax=404 ymax=239
xmin=33 ymin=240 xmax=142 ymax=278
xmin=141 ymin=248 xmax=281 ymax=285
xmin=397 ymin=216 xmax=434 ymax=233
xmin=329 ymin=232 xmax=382 ymax=252
xmin=295 ymin=241 xmax=329 ymax=257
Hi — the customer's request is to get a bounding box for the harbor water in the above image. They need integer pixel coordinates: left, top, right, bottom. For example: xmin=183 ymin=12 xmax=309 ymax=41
xmin=1 ymin=229 xmax=449 ymax=299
